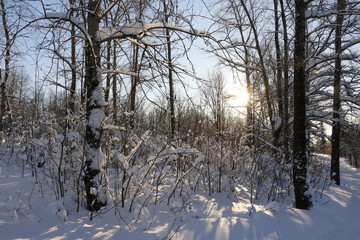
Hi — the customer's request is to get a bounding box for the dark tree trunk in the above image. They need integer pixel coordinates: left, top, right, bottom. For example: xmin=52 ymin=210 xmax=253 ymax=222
xmin=84 ymin=0 xmax=107 ymax=212
xmin=69 ymin=0 xmax=77 ymax=114
xmin=69 ymin=24 xmax=77 ymax=114
xmin=331 ymin=0 xmax=346 ymax=186
xmin=240 ymin=0 xmax=275 ymax=144
xmin=273 ymin=0 xmax=283 ymax=148
xmin=129 ymin=44 xmax=139 ymax=129
xmin=105 ymin=40 xmax=111 ymax=106
xmin=293 ymin=0 xmax=312 ymax=210
xmin=112 ymin=43 xmax=118 ymax=124
xmin=279 ymin=0 xmax=290 ymax=162
xmin=244 ymin=54 xmax=253 ymax=146
xmin=230 ymin=0 xmax=253 ymax=146
xmin=0 ymin=0 xmax=12 ymax=131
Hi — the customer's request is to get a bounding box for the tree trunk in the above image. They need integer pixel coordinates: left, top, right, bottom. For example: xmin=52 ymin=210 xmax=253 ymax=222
xmin=273 ymin=0 xmax=283 ymax=148
xmin=244 ymin=55 xmax=253 ymax=146
xmin=240 ymin=0 xmax=275 ymax=144
xmin=293 ymin=0 xmax=312 ymax=210
xmin=164 ymin=0 xmax=176 ymax=139
xmin=129 ymin=43 xmax=139 ymax=129
xmin=331 ymin=0 xmax=346 ymax=186
xmin=69 ymin=24 xmax=77 ymax=114
xmin=0 ymin=0 xmax=12 ymax=131
xmin=230 ymin=0 xmax=253 ymax=146
xmin=84 ymin=0 xmax=107 ymax=212
xmin=279 ymin=0 xmax=290 ymax=162
xmin=112 ymin=43 xmax=118 ymax=124
xmin=69 ymin=0 xmax=77 ymax=114
xmin=105 ymin=40 xmax=111 ymax=116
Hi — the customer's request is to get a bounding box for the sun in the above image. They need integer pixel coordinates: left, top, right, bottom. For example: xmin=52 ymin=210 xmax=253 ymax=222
xmin=228 ymin=88 xmax=249 ymax=108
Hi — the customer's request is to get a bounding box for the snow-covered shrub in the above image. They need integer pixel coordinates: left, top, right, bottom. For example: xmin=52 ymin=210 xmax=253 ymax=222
xmin=309 ymin=154 xmax=331 ymax=198
xmin=5 ymin=195 xmax=23 ymax=223
xmin=103 ymin=129 xmax=206 ymax=214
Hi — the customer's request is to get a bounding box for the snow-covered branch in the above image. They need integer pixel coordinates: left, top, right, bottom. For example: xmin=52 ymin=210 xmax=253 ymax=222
xmin=97 ymin=22 xmax=208 ymax=42
xmin=44 ymin=12 xmax=88 ymax=38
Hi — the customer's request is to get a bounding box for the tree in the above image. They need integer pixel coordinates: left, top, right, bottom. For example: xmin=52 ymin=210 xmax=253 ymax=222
xmin=293 ymin=0 xmax=313 ymax=210
xmin=129 ymin=42 xmax=139 ymax=129
xmin=0 ymin=0 xmax=14 ymax=131
xmin=41 ymin=0 xmax=207 ymax=212
xmin=239 ymin=0 xmax=277 ymax=146
xmin=228 ymin=0 xmax=255 ymax=146
xmin=68 ymin=0 xmax=78 ymax=114
xmin=201 ymin=70 xmax=227 ymax=135
xmin=331 ymin=0 xmax=346 ymax=186
xmin=273 ymin=0 xmax=284 ymax=148
xmin=82 ymin=0 xmax=107 ymax=212
xmin=163 ymin=0 xmax=176 ymax=139
xmin=279 ymin=0 xmax=290 ymax=161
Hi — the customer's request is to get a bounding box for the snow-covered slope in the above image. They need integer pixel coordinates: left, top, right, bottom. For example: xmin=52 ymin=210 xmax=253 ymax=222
xmin=0 ymin=156 xmax=359 ymax=240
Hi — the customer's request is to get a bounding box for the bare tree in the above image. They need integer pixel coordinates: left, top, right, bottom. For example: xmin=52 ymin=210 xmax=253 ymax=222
xmin=279 ymin=0 xmax=291 ymax=161
xmin=293 ymin=0 xmax=312 ymax=210
xmin=201 ymin=70 xmax=227 ymax=135
xmin=0 ymin=0 xmax=14 ymax=131
xmin=82 ymin=0 xmax=107 ymax=212
xmin=163 ymin=0 xmax=176 ymax=139
xmin=40 ymin=0 xmax=207 ymax=212
xmin=68 ymin=0 xmax=78 ymax=114
xmin=331 ymin=0 xmax=346 ymax=186
xmin=273 ymin=0 xmax=284 ymax=148
xmin=239 ymin=0 xmax=276 ymax=145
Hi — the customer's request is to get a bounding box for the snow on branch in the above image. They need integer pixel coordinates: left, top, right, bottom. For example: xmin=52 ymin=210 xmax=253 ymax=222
xmin=97 ymin=22 xmax=208 ymax=43
xmin=305 ymin=9 xmax=337 ymax=18
xmin=102 ymin=69 xmax=139 ymax=77
xmin=307 ymin=110 xmax=332 ymax=119
xmin=341 ymin=95 xmax=360 ymax=106
xmin=341 ymin=37 xmax=360 ymax=51
xmin=42 ymin=12 xmax=208 ymax=47
xmin=44 ymin=12 xmax=89 ymax=38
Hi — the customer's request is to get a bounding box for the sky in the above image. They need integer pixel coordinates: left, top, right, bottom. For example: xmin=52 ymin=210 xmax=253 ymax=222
xmin=1 ymin=0 xmax=249 ymax=116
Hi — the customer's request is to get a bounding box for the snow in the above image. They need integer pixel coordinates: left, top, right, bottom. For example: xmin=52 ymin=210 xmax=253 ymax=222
xmin=272 ymin=116 xmax=282 ymax=131
xmin=305 ymin=9 xmax=336 ymax=18
xmin=44 ymin=12 xmax=89 ymax=39
xmin=96 ymin=22 xmax=208 ymax=42
xmin=87 ymin=69 xmax=106 ymax=140
xmin=102 ymin=124 xmax=126 ymax=131
xmin=0 ymin=156 xmax=359 ymax=239
xmin=89 ymin=108 xmax=105 ymax=131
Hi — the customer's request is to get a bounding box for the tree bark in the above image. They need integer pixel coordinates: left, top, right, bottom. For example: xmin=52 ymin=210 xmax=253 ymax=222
xmin=0 ymin=0 xmax=12 ymax=131
xmin=69 ymin=0 xmax=77 ymax=114
xmin=229 ymin=0 xmax=253 ymax=146
xmin=331 ymin=0 xmax=346 ymax=186
xmin=293 ymin=0 xmax=312 ymax=210
xmin=279 ymin=0 xmax=290 ymax=162
xmin=84 ymin=0 xmax=107 ymax=212
xmin=129 ymin=43 xmax=139 ymax=129
xmin=240 ymin=0 xmax=276 ymax=144
xmin=112 ymin=43 xmax=118 ymax=124
xmin=164 ymin=0 xmax=176 ymax=139
xmin=105 ymin=40 xmax=111 ymax=106
xmin=273 ymin=0 xmax=283 ymax=148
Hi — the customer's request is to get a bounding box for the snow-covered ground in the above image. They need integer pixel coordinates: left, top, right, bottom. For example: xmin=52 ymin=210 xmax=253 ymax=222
xmin=0 ymin=156 xmax=359 ymax=240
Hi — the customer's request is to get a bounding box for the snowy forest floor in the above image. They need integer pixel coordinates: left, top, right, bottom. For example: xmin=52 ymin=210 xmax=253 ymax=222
xmin=0 ymin=155 xmax=359 ymax=240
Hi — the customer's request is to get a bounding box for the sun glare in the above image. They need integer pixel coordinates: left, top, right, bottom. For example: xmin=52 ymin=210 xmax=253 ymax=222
xmin=228 ymin=89 xmax=249 ymax=108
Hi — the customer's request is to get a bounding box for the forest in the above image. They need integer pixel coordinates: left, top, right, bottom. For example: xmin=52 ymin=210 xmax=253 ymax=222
xmin=0 ymin=0 xmax=360 ymax=239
